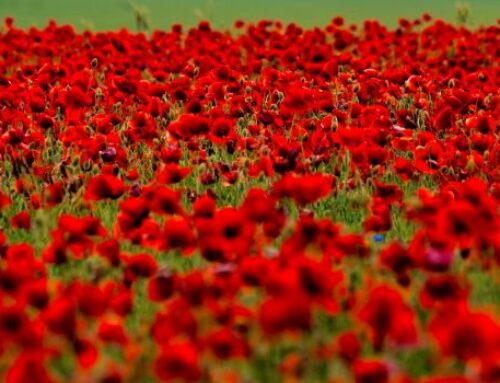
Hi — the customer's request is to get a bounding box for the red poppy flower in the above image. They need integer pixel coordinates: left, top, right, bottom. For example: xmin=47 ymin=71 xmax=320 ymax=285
xmin=168 ymin=114 xmax=209 ymax=140
xmin=0 ymin=190 xmax=11 ymax=210
xmin=259 ymin=294 xmax=312 ymax=336
xmin=159 ymin=217 xmax=196 ymax=254
xmin=419 ymin=275 xmax=468 ymax=308
xmin=154 ymin=342 xmax=202 ymax=382
xmin=358 ymin=285 xmax=417 ymax=350
xmin=85 ymin=174 xmax=125 ymax=201
xmin=42 ymin=297 xmax=76 ymax=338
xmin=73 ymin=282 xmax=110 ymax=317
xmin=97 ymin=320 xmax=128 ymax=345
xmin=46 ymin=182 xmax=65 ymax=206
xmin=204 ymin=328 xmax=250 ymax=360
xmin=148 ymin=270 xmax=176 ymax=302
xmin=379 ymin=241 xmax=415 ymax=285
xmin=146 ymin=186 xmax=184 ymax=216
xmin=352 ymin=359 xmax=389 ymax=383
xmin=123 ymin=253 xmax=158 ymax=282
xmin=336 ymin=331 xmax=362 ymax=363
xmin=0 ymin=304 xmax=31 ymax=344
xmin=280 ymin=86 xmax=314 ymax=115
xmin=272 ymin=173 xmax=334 ymax=206
xmin=73 ymin=337 xmax=99 ymax=369
xmin=6 ymin=352 xmax=55 ymax=383
xmin=157 ymin=163 xmax=190 ymax=184
xmin=151 ymin=298 xmax=198 ymax=343
xmin=429 ymin=308 xmax=500 ymax=362
xmin=420 ymin=377 xmax=471 ymax=383
xmin=97 ymin=239 xmax=121 ymax=267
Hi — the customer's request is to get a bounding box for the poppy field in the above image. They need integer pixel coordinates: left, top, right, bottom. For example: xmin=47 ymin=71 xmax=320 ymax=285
xmin=0 ymin=14 xmax=500 ymax=383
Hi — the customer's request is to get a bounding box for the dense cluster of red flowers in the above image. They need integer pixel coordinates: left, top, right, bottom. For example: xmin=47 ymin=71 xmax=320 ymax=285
xmin=0 ymin=14 xmax=499 ymax=382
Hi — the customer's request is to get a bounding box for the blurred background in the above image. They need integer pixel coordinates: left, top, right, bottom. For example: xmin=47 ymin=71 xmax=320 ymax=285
xmin=0 ymin=0 xmax=499 ymax=31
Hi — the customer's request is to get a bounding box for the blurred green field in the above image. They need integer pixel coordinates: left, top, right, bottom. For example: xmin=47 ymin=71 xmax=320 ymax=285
xmin=0 ymin=0 xmax=499 ymax=31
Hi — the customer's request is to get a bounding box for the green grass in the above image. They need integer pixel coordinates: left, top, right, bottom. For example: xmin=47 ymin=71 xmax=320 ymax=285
xmin=1 ymin=0 xmax=499 ymax=32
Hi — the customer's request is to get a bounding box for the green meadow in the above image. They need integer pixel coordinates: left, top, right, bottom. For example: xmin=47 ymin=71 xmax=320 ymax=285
xmin=1 ymin=0 xmax=499 ymax=31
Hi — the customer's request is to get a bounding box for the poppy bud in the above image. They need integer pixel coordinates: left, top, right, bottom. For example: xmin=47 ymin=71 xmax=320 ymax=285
xmin=465 ymin=156 xmax=475 ymax=172
xmin=100 ymin=147 xmax=117 ymax=163
xmin=424 ymin=248 xmax=454 ymax=272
